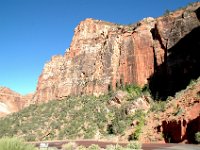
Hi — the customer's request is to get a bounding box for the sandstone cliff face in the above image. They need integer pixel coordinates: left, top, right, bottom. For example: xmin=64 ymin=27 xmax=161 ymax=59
xmin=150 ymin=3 xmax=200 ymax=99
xmin=0 ymin=87 xmax=31 ymax=117
xmin=160 ymin=81 xmax=200 ymax=143
xmin=34 ymin=2 xmax=200 ymax=103
xmin=34 ymin=18 xmax=155 ymax=103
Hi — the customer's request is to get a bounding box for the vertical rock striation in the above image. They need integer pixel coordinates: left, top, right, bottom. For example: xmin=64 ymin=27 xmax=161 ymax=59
xmin=33 ymin=18 xmax=156 ymax=103
xmin=34 ymin=2 xmax=200 ymax=103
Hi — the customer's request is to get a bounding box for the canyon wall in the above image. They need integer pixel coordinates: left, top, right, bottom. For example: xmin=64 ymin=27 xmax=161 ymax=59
xmin=33 ymin=18 xmax=155 ymax=103
xmin=0 ymin=87 xmax=32 ymax=117
xmin=33 ymin=2 xmax=200 ymax=103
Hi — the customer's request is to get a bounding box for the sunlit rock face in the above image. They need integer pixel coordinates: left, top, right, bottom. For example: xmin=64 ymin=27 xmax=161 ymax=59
xmin=33 ymin=18 xmax=155 ymax=103
xmin=0 ymin=87 xmax=31 ymax=117
xmin=34 ymin=2 xmax=200 ymax=103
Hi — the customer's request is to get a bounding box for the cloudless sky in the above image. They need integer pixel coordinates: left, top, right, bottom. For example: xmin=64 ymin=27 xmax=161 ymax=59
xmin=0 ymin=0 xmax=198 ymax=95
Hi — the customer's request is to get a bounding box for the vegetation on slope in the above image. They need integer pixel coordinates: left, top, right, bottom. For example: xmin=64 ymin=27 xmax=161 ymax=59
xmin=0 ymin=137 xmax=36 ymax=150
xmin=1 ymin=77 xmax=199 ymax=144
xmin=0 ymin=86 xmax=148 ymax=142
xmin=141 ymin=77 xmax=200 ymax=143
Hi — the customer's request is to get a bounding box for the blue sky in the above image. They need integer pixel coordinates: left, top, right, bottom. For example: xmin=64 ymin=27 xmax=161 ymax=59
xmin=0 ymin=0 xmax=198 ymax=95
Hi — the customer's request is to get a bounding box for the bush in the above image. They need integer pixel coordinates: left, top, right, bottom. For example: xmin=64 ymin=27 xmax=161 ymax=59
xmin=0 ymin=137 xmax=36 ymax=150
xmin=62 ymin=142 xmax=77 ymax=150
xmin=127 ymin=141 xmax=142 ymax=149
xmin=76 ymin=145 xmax=87 ymax=150
xmin=108 ymin=106 xmax=134 ymax=135
xmin=195 ymin=132 xmax=200 ymax=143
xmin=106 ymin=144 xmax=124 ymax=150
xmin=123 ymin=84 xmax=143 ymax=100
xmin=87 ymin=144 xmax=101 ymax=150
xmin=130 ymin=110 xmax=146 ymax=140
xmin=150 ymin=101 xmax=166 ymax=112
xmin=164 ymin=9 xmax=170 ymax=16
xmin=173 ymin=107 xmax=184 ymax=116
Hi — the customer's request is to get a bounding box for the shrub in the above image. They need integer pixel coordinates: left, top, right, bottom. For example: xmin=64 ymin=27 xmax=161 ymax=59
xmin=108 ymin=106 xmax=134 ymax=135
xmin=164 ymin=9 xmax=170 ymax=16
xmin=131 ymin=128 xmax=142 ymax=141
xmin=142 ymin=84 xmax=151 ymax=96
xmin=76 ymin=145 xmax=87 ymax=150
xmin=105 ymin=145 xmax=115 ymax=150
xmin=150 ymin=101 xmax=166 ymax=112
xmin=196 ymin=91 xmax=200 ymax=97
xmin=130 ymin=110 xmax=146 ymax=140
xmin=127 ymin=141 xmax=142 ymax=149
xmin=62 ymin=142 xmax=77 ymax=150
xmin=195 ymin=132 xmax=200 ymax=143
xmin=106 ymin=144 xmax=124 ymax=150
xmin=0 ymin=137 xmax=36 ymax=150
xmin=173 ymin=107 xmax=184 ymax=116
xmin=123 ymin=84 xmax=143 ymax=100
xmin=87 ymin=144 xmax=101 ymax=150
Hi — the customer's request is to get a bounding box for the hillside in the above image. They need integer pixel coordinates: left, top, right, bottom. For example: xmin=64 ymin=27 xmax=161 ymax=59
xmin=0 ymin=87 xmax=149 ymax=142
xmin=0 ymin=2 xmax=199 ymax=107
xmin=141 ymin=77 xmax=200 ymax=143
xmin=0 ymin=2 xmax=200 ymax=145
xmin=0 ymin=77 xmax=199 ymax=144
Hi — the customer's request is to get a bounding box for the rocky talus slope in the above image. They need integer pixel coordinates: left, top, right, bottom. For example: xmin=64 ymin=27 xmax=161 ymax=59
xmin=141 ymin=78 xmax=200 ymax=143
xmin=33 ymin=2 xmax=200 ymax=103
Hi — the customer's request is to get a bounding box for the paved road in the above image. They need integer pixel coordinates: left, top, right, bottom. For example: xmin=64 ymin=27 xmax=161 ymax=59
xmin=31 ymin=140 xmax=200 ymax=150
xmin=142 ymin=143 xmax=200 ymax=150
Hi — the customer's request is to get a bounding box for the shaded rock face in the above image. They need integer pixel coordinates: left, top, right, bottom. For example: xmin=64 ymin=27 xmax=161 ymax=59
xmin=162 ymin=102 xmax=200 ymax=143
xmin=34 ymin=3 xmax=200 ymax=103
xmin=0 ymin=87 xmax=30 ymax=117
xmin=162 ymin=119 xmax=186 ymax=143
xmin=162 ymin=116 xmax=200 ymax=143
xmin=149 ymin=4 xmax=200 ymax=99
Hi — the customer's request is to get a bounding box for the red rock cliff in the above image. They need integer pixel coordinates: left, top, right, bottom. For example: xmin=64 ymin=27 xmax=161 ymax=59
xmin=0 ymin=87 xmax=32 ymax=117
xmin=34 ymin=2 xmax=200 ymax=103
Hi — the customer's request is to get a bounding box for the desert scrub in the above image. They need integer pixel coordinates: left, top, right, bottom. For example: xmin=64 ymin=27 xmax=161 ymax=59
xmin=122 ymin=84 xmax=143 ymax=100
xmin=173 ymin=107 xmax=184 ymax=116
xmin=107 ymin=104 xmax=134 ymax=135
xmin=0 ymin=137 xmax=36 ymax=150
xmin=76 ymin=145 xmax=87 ymax=150
xmin=106 ymin=144 xmax=124 ymax=150
xmin=62 ymin=142 xmax=77 ymax=150
xmin=127 ymin=141 xmax=142 ymax=149
xmin=0 ymin=94 xmax=139 ymax=141
xmin=0 ymin=95 xmax=110 ymax=141
xmin=87 ymin=144 xmax=101 ymax=150
xmin=150 ymin=101 xmax=167 ymax=112
xmin=130 ymin=110 xmax=146 ymax=140
xmin=195 ymin=132 xmax=200 ymax=143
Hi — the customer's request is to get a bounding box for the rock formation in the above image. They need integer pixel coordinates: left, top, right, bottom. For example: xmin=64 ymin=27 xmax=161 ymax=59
xmin=0 ymin=2 xmax=199 ymax=144
xmin=161 ymin=78 xmax=200 ymax=143
xmin=162 ymin=104 xmax=200 ymax=143
xmin=141 ymin=76 xmax=200 ymax=143
xmin=0 ymin=87 xmax=32 ymax=117
xmin=33 ymin=2 xmax=200 ymax=103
